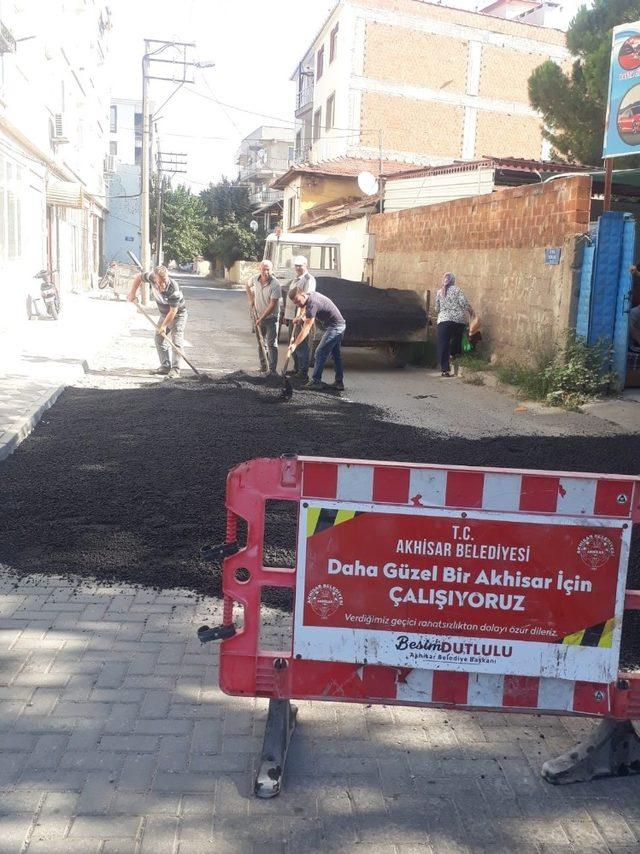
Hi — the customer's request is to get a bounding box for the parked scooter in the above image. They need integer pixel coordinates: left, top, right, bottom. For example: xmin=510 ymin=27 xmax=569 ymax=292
xmin=98 ymin=260 xmax=117 ymax=293
xmin=26 ymin=269 xmax=61 ymax=320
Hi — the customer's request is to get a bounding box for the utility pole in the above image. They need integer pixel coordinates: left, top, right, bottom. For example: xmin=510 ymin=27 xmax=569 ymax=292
xmin=141 ymin=50 xmax=151 ymax=303
xmin=155 ymin=172 xmax=164 ymax=267
xmin=140 ymin=38 xmax=199 ymax=301
xmin=154 ymin=152 xmax=188 ymax=267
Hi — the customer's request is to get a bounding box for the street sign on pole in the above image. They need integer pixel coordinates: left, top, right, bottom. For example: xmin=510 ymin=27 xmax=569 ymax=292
xmin=603 ymin=21 xmax=640 ymax=159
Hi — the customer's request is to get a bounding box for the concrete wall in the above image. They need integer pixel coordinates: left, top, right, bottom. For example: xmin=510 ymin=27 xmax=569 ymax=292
xmin=226 ymin=260 xmax=261 ymax=285
xmin=105 ymin=165 xmax=141 ymax=266
xmin=283 ymin=174 xmax=363 ymax=229
xmin=294 ymin=216 xmax=370 ymax=281
xmin=385 ymin=168 xmax=495 ymax=212
xmin=368 ymin=175 xmax=591 ymax=363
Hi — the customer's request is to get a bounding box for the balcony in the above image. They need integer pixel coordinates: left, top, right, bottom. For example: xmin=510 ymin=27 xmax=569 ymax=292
xmin=293 ymin=145 xmax=311 ymax=164
xmin=249 ymin=189 xmax=283 ymax=208
xmin=295 ymin=83 xmax=314 ymax=115
xmin=239 ymin=157 xmax=292 ymax=182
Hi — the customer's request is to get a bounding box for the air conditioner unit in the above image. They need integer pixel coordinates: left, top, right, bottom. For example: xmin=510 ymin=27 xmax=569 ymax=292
xmin=104 ymin=154 xmax=117 ymax=174
xmin=52 ymin=113 xmax=69 ymax=144
xmin=0 ymin=20 xmax=16 ymax=54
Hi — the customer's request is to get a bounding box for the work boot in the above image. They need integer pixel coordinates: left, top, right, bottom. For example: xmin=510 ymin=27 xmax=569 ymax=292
xmin=154 ymin=365 xmax=171 ymax=375
xmin=295 ymin=372 xmax=308 ymax=381
xmin=305 ymin=379 xmax=323 ymax=390
xmin=168 ymin=367 xmax=181 ymax=379
xmin=332 ymin=380 xmax=345 ymax=391
xmin=284 ymin=369 xmax=297 ymax=376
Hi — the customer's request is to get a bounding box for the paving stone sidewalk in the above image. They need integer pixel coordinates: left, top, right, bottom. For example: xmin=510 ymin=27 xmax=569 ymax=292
xmin=1 ymin=574 xmax=640 ymax=854
xmin=0 ymin=293 xmax=137 ymax=461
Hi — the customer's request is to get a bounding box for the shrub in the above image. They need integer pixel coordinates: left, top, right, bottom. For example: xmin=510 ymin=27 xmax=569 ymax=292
xmin=497 ymin=333 xmax=614 ymax=409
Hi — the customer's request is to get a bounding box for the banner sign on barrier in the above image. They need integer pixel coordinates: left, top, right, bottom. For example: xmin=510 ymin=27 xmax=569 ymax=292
xmin=294 ymin=502 xmax=631 ymax=683
xmin=202 ymin=457 xmax=640 ymax=794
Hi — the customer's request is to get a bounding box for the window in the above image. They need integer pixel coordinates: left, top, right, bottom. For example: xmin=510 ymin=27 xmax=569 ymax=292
xmin=110 ymin=105 xmax=117 ymax=133
xmin=295 ymin=130 xmax=302 ymax=158
xmin=110 ymin=141 xmax=118 ymax=155
xmin=134 ymin=146 xmax=142 ymax=166
xmin=313 ymin=107 xmax=322 ymax=141
xmin=325 ymin=93 xmax=335 ymax=130
xmin=277 ymin=243 xmax=337 ymax=271
xmin=0 ymin=154 xmax=24 ymax=261
xmin=330 ymin=24 xmax=339 ymax=63
xmin=316 ymin=45 xmax=324 ymax=80
xmin=287 ymin=196 xmax=296 ymax=228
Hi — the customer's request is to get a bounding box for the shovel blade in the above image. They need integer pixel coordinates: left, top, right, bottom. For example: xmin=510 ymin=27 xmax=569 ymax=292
xmin=281 ymin=377 xmax=293 ymax=400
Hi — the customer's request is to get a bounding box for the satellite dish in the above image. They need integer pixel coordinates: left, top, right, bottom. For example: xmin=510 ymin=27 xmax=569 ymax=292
xmin=257 ymin=148 xmax=268 ymax=166
xmin=249 ymin=219 xmax=259 ymax=232
xmin=357 ymin=170 xmax=379 ymax=196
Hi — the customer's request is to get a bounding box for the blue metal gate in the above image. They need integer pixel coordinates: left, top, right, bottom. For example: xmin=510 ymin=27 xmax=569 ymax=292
xmin=576 ymin=211 xmax=635 ymax=390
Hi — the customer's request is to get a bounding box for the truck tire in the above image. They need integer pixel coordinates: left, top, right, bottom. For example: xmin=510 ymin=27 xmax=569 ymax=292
xmin=385 ymin=343 xmax=411 ymax=369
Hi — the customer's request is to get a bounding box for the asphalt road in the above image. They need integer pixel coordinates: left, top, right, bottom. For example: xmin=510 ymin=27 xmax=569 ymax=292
xmin=2 ymin=278 xmax=640 ymax=853
xmin=178 ymin=277 xmax=631 ymax=440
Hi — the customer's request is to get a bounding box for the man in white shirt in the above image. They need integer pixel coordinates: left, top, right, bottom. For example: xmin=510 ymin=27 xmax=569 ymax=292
xmin=284 ymin=255 xmax=316 ymax=379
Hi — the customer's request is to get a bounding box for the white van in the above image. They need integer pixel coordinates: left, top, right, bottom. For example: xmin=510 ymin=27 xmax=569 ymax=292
xmin=263 ymin=232 xmax=341 ymax=282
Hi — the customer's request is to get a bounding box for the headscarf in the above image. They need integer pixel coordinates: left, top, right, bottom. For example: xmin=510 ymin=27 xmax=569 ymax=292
xmin=441 ymin=272 xmax=456 ymax=297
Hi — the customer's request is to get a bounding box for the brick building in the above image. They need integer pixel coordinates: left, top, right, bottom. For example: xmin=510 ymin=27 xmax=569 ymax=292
xmin=291 ymin=0 xmax=570 ymax=167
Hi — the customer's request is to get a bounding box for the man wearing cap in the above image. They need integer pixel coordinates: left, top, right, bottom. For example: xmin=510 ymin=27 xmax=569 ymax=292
xmin=128 ymin=265 xmax=187 ymax=378
xmin=288 ymin=286 xmax=346 ymax=391
xmin=284 ymin=255 xmax=316 ymax=380
xmin=245 ymin=259 xmax=281 ymax=374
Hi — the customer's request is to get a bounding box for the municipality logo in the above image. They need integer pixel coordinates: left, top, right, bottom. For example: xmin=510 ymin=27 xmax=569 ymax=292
xmin=577 ymin=535 xmax=615 ymax=570
xmin=307 ymin=584 xmax=343 ymax=619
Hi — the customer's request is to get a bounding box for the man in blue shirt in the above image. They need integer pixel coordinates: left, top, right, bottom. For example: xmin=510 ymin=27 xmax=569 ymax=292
xmin=288 ymin=287 xmax=346 ymax=391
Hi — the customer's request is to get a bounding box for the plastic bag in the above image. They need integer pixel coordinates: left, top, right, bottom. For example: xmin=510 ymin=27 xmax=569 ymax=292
xmin=462 ymin=332 xmax=473 ymax=354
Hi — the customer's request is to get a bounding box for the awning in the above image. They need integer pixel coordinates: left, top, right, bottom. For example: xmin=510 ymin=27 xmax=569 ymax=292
xmin=46 ymin=178 xmax=84 ymax=208
xmin=590 ymin=168 xmax=640 ymax=196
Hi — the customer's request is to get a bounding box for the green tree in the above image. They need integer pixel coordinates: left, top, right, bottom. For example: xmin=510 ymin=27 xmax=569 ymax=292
xmin=528 ymin=0 xmax=640 ymax=165
xmin=200 ymin=178 xmax=252 ymax=223
xmin=159 ymin=184 xmax=208 ymax=264
xmin=208 ymin=215 xmax=261 ymax=269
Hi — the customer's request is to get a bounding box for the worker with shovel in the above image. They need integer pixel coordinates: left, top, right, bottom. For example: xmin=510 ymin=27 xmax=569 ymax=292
xmin=285 ymin=256 xmax=316 ymax=381
xmin=246 ymin=259 xmax=281 ymax=375
xmin=288 ymin=286 xmax=346 ymax=391
xmin=127 ymin=265 xmax=187 ymax=378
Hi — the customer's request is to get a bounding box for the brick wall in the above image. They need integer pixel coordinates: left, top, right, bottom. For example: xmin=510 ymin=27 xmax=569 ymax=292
xmin=357 ymin=3 xmax=566 ymax=163
xmin=363 ymin=22 xmax=469 ymax=93
xmin=349 ymin=0 xmax=566 ymax=46
xmin=479 ymin=45 xmax=548 ymax=104
xmin=475 ymin=111 xmax=544 ymax=160
xmin=369 ymin=176 xmax=591 ymax=362
xmin=360 ymin=91 xmax=464 ymax=157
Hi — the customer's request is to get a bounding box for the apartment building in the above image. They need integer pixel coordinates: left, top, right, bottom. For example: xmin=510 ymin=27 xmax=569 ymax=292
xmin=236 ymin=126 xmax=295 ymax=231
xmin=0 ymin=0 xmax=111 ymax=326
xmin=291 ymin=0 xmax=570 ymax=167
xmin=105 ymin=99 xmax=153 ymax=266
xmin=109 ymin=98 xmax=145 ymax=166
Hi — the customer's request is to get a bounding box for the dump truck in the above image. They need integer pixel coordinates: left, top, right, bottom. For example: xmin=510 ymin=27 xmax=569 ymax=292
xmin=262 ymin=233 xmax=429 ymax=368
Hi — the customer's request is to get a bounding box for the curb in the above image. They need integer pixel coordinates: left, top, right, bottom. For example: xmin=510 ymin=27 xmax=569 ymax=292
xmin=0 ymin=382 xmax=68 ymax=463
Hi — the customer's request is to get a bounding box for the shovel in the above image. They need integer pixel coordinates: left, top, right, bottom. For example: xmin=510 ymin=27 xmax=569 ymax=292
xmin=250 ymin=305 xmax=272 ymax=375
xmin=126 ymin=249 xmax=210 ymax=381
xmin=280 ymin=318 xmax=300 ymax=401
xmin=136 ymin=302 xmax=208 ymax=379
